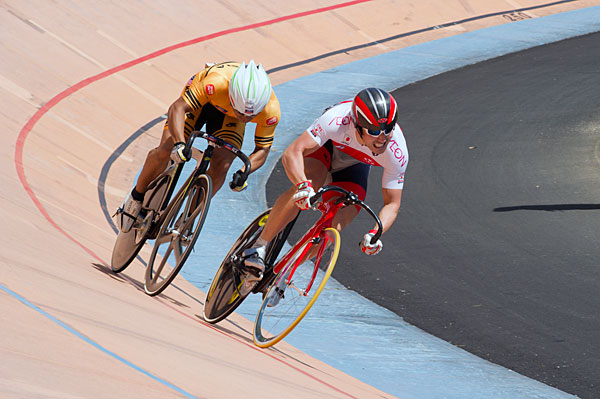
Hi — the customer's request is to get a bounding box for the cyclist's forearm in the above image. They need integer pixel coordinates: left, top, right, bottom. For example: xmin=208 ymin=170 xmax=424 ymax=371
xmin=376 ymin=187 xmax=402 ymax=234
xmin=167 ymin=98 xmax=189 ymax=144
xmin=247 ymin=146 xmax=270 ymax=173
xmin=282 ymin=131 xmax=320 ymax=185
xmin=282 ymin=146 xmax=307 ymax=185
xmin=376 ymin=202 xmax=400 ymax=234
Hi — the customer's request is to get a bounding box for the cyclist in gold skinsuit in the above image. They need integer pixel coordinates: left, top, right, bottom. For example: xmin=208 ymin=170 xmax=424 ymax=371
xmin=116 ymin=61 xmax=280 ymax=233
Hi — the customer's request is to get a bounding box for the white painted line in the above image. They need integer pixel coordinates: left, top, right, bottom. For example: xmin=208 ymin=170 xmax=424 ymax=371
xmin=0 ymin=73 xmax=41 ymax=107
xmin=36 ymin=193 xmax=115 ymax=239
xmin=26 ymin=19 xmax=109 ymax=69
xmin=56 ymin=155 xmax=129 ymax=199
xmin=28 ymin=19 xmax=169 ymax=110
xmin=96 ymin=29 xmax=151 ymax=65
xmin=47 ymin=112 xmax=133 ymax=163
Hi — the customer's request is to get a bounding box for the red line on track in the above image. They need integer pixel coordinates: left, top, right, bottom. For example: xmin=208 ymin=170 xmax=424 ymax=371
xmin=157 ymin=297 xmax=359 ymax=399
xmin=15 ymin=0 xmax=374 ymax=263
xmin=13 ymin=1 xmax=374 ymax=397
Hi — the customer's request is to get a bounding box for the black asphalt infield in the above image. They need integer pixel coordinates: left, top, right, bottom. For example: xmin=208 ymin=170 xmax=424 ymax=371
xmin=267 ymin=31 xmax=600 ymax=399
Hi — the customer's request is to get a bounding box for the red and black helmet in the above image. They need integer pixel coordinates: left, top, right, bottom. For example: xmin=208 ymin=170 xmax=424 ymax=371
xmin=352 ymin=88 xmax=398 ymax=133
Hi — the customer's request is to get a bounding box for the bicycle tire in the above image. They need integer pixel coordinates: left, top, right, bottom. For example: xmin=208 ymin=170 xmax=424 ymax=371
xmin=203 ymin=209 xmax=271 ymax=324
xmin=110 ymin=230 xmax=146 ymax=273
xmin=253 ymin=227 xmax=340 ymax=348
xmin=144 ymin=174 xmax=212 ymax=296
xmin=110 ymin=169 xmax=178 ymax=273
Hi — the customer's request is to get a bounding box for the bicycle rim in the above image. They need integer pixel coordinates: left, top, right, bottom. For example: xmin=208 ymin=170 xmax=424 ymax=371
xmin=144 ymin=174 xmax=212 ymax=296
xmin=203 ymin=209 xmax=270 ymax=323
xmin=253 ymin=227 xmax=340 ymax=348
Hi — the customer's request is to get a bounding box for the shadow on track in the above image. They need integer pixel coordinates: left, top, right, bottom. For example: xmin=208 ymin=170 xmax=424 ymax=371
xmin=494 ymin=204 xmax=600 ymax=212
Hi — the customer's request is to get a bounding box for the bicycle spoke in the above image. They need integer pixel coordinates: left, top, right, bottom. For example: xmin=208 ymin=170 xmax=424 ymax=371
xmin=172 ymin=236 xmax=183 ymax=262
xmin=151 ymin=246 xmax=172 ymax=284
xmin=155 ymin=231 xmax=174 ymax=246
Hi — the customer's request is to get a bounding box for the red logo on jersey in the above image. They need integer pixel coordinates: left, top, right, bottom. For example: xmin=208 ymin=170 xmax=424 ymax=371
xmin=329 ymin=116 xmax=351 ymax=126
xmin=205 ymin=84 xmax=215 ymax=95
xmin=310 ymin=123 xmax=324 ymax=137
xmin=266 ymin=116 xmax=278 ymax=126
xmin=389 ymin=139 xmax=407 ymax=167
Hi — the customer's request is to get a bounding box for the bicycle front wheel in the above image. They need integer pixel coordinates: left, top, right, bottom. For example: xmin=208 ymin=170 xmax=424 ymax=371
xmin=144 ymin=174 xmax=212 ymax=296
xmin=253 ymin=227 xmax=340 ymax=348
xmin=203 ymin=209 xmax=271 ymax=323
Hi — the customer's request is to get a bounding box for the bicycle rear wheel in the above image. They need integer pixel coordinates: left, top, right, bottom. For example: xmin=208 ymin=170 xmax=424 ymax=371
xmin=203 ymin=209 xmax=271 ymax=323
xmin=253 ymin=227 xmax=340 ymax=348
xmin=111 ymin=229 xmax=146 ymax=273
xmin=144 ymin=174 xmax=212 ymax=296
xmin=111 ymin=167 xmax=178 ymax=273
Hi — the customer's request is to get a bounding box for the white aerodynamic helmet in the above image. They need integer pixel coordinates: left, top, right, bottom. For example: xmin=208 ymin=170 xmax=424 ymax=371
xmin=229 ymin=60 xmax=272 ymax=116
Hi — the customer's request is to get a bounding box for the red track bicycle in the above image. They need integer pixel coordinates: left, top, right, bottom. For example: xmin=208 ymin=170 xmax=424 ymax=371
xmin=203 ymin=185 xmax=382 ymax=348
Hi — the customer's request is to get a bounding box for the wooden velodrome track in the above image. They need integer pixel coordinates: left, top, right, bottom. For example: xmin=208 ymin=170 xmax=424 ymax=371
xmin=1 ymin=1 xmax=598 ymax=398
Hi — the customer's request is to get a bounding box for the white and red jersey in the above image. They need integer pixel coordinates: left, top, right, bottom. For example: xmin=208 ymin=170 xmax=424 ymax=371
xmin=306 ymin=101 xmax=408 ymax=190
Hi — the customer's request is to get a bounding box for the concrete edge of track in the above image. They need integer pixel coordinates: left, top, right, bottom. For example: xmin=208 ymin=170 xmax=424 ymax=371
xmin=185 ymin=6 xmax=600 ymax=398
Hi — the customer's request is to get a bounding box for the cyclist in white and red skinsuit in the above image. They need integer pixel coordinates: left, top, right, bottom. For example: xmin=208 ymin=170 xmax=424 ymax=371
xmin=243 ymin=87 xmax=409 ymax=279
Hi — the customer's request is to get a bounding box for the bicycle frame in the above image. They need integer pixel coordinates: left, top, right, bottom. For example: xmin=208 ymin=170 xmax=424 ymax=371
xmin=270 ymin=195 xmax=344 ymax=294
xmin=145 ymin=131 xmax=250 ymax=237
xmin=249 ymin=211 xmax=299 ymax=295
xmin=113 ymin=130 xmax=251 ymax=277
xmin=269 ymin=185 xmax=383 ymax=293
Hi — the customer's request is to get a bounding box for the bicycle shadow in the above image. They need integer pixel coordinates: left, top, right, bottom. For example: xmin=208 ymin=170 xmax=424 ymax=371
xmin=198 ymin=317 xmax=254 ymax=341
xmin=91 ymin=262 xmax=194 ymax=309
xmin=493 ymin=203 xmax=600 ymax=212
xmin=198 ymin=315 xmax=325 ymax=366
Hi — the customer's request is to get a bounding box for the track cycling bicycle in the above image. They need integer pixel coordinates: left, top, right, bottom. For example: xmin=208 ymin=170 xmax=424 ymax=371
xmin=203 ymin=185 xmax=382 ymax=348
xmin=110 ymin=130 xmax=250 ymax=296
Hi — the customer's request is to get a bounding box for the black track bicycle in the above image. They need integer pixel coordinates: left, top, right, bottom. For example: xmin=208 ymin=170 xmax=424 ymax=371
xmin=110 ymin=131 xmax=250 ymax=296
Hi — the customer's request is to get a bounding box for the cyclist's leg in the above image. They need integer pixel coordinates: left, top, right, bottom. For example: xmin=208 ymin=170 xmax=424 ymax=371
xmin=115 ymin=126 xmax=174 ymax=232
xmin=204 ymin=111 xmax=245 ymax=194
xmin=205 ymin=146 xmax=236 ymax=194
xmin=135 ymin=126 xmax=174 ymax=194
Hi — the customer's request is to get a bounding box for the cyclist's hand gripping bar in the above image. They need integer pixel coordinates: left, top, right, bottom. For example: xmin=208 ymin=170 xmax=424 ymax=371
xmin=228 ymin=148 xmax=251 ymax=191
xmin=182 ymin=131 xmax=197 ymax=160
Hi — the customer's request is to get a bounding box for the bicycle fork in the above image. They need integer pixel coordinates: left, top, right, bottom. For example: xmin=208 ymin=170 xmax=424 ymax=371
xmin=282 ymin=235 xmax=327 ymax=298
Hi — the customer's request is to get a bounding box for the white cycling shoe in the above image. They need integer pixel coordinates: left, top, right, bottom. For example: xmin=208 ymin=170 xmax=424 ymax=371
xmin=117 ymin=194 xmax=142 ymax=233
xmin=243 ymin=246 xmax=266 ymax=277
